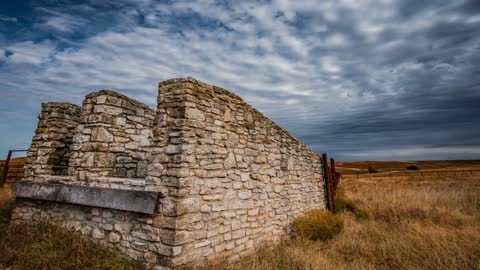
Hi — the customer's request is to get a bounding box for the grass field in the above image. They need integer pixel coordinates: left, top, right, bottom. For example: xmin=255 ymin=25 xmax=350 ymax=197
xmin=1 ymin=161 xmax=479 ymax=269
xmin=335 ymin=160 xmax=480 ymax=175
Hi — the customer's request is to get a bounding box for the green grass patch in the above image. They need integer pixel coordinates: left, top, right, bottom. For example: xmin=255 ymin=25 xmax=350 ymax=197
xmin=334 ymin=196 xmax=367 ymax=220
xmin=292 ymin=209 xmax=343 ymax=241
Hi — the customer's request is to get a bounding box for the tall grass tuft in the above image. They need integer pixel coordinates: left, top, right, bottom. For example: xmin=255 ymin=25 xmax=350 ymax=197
xmin=291 ymin=209 xmax=343 ymax=241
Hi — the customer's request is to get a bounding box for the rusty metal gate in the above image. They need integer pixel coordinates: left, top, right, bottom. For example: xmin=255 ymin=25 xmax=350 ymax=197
xmin=321 ymin=153 xmax=341 ymax=213
xmin=0 ymin=149 xmax=27 ymax=187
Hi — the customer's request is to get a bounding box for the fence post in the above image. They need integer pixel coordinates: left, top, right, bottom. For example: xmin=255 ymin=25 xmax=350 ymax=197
xmin=330 ymin=158 xmax=338 ymax=196
xmin=1 ymin=150 xmax=13 ymax=186
xmin=322 ymin=153 xmax=335 ymax=213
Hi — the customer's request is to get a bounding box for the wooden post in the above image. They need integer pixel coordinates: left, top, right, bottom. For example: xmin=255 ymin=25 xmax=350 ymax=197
xmin=322 ymin=153 xmax=335 ymax=213
xmin=1 ymin=150 xmax=12 ymax=186
xmin=330 ymin=158 xmax=337 ymax=196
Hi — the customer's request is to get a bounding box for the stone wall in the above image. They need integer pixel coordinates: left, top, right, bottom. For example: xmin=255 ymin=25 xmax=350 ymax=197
xmin=15 ymin=91 xmax=178 ymax=268
xmin=155 ymin=78 xmax=325 ymax=267
xmin=69 ymin=90 xmax=156 ymax=182
xmin=24 ymin=102 xmax=81 ymax=178
xmin=13 ymin=77 xmax=326 ymax=269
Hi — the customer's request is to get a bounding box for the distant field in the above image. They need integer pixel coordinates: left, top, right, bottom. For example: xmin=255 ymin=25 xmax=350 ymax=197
xmin=336 ymin=160 xmax=480 ymax=175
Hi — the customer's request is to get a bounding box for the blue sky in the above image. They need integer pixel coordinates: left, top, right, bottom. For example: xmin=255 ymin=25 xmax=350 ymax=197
xmin=1 ymin=0 xmax=480 ymax=161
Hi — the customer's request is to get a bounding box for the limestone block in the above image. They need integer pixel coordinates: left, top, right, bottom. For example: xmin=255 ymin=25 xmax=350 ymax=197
xmin=94 ymin=152 xmax=115 ymax=168
xmin=137 ymin=160 xmax=148 ymax=177
xmin=165 ymin=145 xmax=181 ymax=154
xmin=224 ymin=108 xmax=235 ymax=122
xmin=232 ymin=229 xmax=246 ymax=239
xmin=255 ymin=155 xmax=267 ymax=164
xmin=132 ymin=231 xmax=160 ymax=242
xmin=73 ymin=134 xmax=90 ymax=143
xmin=200 ymin=204 xmax=211 ymax=213
xmin=177 ymin=198 xmax=200 ymax=215
xmin=194 ymin=240 xmax=211 ymax=248
xmin=148 ymin=163 xmax=164 ymax=177
xmin=167 ymin=168 xmax=190 ymax=178
xmin=139 ymin=134 xmax=150 ymax=147
xmin=175 ymin=230 xmax=195 ymax=245
xmin=114 ymin=222 xmax=132 ymax=234
xmin=287 ymin=157 xmax=295 ymax=170
xmin=92 ymin=227 xmax=105 ymax=239
xmin=93 ymin=105 xmax=122 ymax=115
xmin=207 ymin=170 xmax=227 ymax=178
xmin=115 ymin=117 xmax=126 ymax=125
xmin=109 ymin=232 xmax=122 ymax=243
xmin=91 ymin=127 xmax=114 ymax=142
xmin=162 ymin=198 xmax=177 ymax=217
xmin=211 ymin=202 xmax=227 ymax=212
xmin=228 ymin=200 xmax=243 ymax=210
xmin=224 ymin=152 xmax=236 ymax=169
xmin=125 ymin=142 xmax=139 ymax=149
xmin=238 ymin=190 xmax=252 ymax=200
xmin=185 ymin=107 xmax=205 ymax=121
xmin=80 ymin=152 xmax=95 ymax=167
xmin=195 ymin=169 xmax=207 ymax=178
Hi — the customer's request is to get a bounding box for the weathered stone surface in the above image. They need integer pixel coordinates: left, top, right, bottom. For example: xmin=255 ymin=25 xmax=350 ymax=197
xmin=23 ymin=102 xmax=81 ymax=177
xmin=224 ymin=152 xmax=236 ymax=169
xmin=15 ymin=77 xmax=326 ymax=270
xmin=92 ymin=227 xmax=105 ymax=239
xmin=91 ymin=127 xmax=114 ymax=142
xmin=68 ymin=90 xmax=155 ymax=180
xmin=185 ymin=108 xmax=205 ymax=121
xmin=148 ymin=163 xmax=164 ymax=177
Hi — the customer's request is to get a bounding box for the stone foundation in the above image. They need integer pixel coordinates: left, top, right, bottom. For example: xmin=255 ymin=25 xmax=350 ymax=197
xmin=13 ymin=77 xmax=326 ymax=269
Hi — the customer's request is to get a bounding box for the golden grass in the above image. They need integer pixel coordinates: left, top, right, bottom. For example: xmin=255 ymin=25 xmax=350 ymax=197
xmin=336 ymin=160 xmax=480 ymax=174
xmin=0 ymin=184 xmax=14 ymax=223
xmin=189 ymin=170 xmax=480 ymax=270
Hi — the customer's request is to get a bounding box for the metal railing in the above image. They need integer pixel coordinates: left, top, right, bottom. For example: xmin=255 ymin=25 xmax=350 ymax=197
xmin=0 ymin=149 xmax=28 ymax=186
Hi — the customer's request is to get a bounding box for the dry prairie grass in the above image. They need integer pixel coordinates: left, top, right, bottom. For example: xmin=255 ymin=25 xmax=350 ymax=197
xmin=0 ymin=184 xmax=14 ymax=223
xmin=190 ymin=169 xmax=480 ymax=270
xmin=336 ymin=160 xmax=480 ymax=174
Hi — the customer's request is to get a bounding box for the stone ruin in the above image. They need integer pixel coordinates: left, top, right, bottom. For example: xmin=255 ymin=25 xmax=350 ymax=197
xmin=12 ymin=77 xmax=326 ymax=269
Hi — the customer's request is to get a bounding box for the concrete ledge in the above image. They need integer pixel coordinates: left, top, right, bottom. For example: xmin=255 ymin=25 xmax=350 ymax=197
xmin=14 ymin=182 xmax=159 ymax=214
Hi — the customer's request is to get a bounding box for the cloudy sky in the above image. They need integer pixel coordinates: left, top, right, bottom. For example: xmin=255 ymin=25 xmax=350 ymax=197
xmin=1 ymin=0 xmax=479 ymax=161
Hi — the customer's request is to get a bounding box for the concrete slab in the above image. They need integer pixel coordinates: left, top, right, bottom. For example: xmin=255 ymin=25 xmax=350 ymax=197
xmin=14 ymin=182 xmax=159 ymax=214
